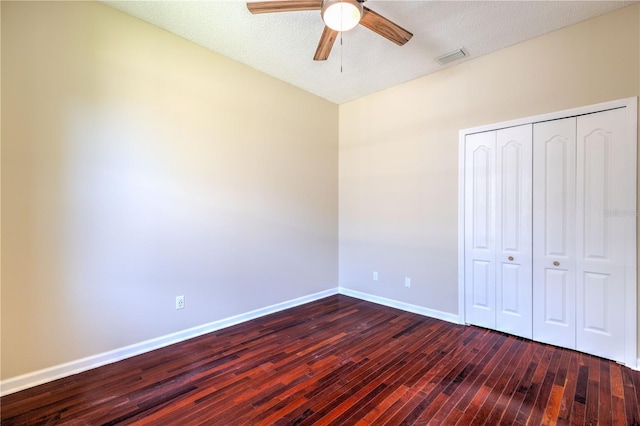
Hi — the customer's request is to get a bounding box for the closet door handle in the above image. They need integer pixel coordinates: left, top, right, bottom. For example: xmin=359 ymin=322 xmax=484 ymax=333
xmin=553 ymin=261 xmax=560 ymax=266
xmin=508 ymin=256 xmax=514 ymax=261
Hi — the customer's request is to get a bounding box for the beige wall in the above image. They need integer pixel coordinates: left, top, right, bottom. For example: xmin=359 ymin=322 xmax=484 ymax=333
xmin=1 ymin=1 xmax=338 ymax=379
xmin=339 ymin=4 xmax=640 ymax=351
xmin=2 ymin=1 xmax=640 ymax=383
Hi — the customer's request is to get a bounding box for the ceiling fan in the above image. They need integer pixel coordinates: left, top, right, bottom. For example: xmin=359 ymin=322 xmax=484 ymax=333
xmin=246 ymin=0 xmax=413 ymax=61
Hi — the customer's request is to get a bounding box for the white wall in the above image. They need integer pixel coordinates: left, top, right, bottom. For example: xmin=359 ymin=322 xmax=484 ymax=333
xmin=1 ymin=1 xmax=338 ymax=380
xmin=339 ymin=4 xmax=640 ymax=348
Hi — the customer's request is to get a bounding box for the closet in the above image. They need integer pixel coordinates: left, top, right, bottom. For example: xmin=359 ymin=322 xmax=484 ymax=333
xmin=459 ymin=98 xmax=637 ymax=367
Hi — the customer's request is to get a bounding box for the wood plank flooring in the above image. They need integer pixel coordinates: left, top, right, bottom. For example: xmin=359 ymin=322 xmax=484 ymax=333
xmin=2 ymin=295 xmax=639 ymax=425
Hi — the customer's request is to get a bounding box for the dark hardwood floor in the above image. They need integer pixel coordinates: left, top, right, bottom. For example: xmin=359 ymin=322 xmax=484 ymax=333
xmin=2 ymin=294 xmax=639 ymax=425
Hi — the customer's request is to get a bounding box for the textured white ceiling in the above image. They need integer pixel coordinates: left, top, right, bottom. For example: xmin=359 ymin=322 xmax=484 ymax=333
xmin=104 ymin=1 xmax=635 ymax=104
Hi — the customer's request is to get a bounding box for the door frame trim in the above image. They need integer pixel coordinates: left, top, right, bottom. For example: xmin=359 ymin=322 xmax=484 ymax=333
xmin=458 ymin=97 xmax=638 ymax=369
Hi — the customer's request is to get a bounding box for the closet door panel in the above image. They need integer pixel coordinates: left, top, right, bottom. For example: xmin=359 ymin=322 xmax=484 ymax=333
xmin=533 ymin=118 xmax=576 ymax=349
xmin=495 ymin=125 xmax=532 ymax=339
xmin=464 ymin=131 xmax=496 ymax=329
xmin=543 ymin=268 xmax=571 ymax=324
xmin=576 ymin=109 xmax=627 ymax=363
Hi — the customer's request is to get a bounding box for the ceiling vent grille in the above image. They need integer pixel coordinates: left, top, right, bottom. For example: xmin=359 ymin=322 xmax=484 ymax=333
xmin=435 ymin=48 xmax=467 ymax=65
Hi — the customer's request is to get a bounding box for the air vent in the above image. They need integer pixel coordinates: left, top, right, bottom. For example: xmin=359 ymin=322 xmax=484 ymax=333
xmin=435 ymin=48 xmax=468 ymax=65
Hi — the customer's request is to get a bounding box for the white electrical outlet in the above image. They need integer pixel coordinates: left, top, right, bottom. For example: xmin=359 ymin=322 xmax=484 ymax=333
xmin=373 ymin=271 xmax=379 ymax=281
xmin=176 ymin=295 xmax=185 ymax=310
xmin=405 ymin=277 xmax=411 ymax=288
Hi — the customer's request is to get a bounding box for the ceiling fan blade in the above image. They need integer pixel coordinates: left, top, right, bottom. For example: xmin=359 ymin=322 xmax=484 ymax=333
xmin=313 ymin=26 xmax=338 ymax=61
xmin=359 ymin=6 xmax=413 ymax=46
xmin=246 ymin=0 xmax=322 ymax=14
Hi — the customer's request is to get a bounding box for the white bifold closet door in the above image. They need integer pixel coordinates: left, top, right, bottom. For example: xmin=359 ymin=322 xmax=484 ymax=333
xmin=575 ymin=109 xmax=628 ymax=362
xmin=533 ymin=108 xmax=629 ymax=363
xmin=532 ymin=118 xmax=577 ymax=349
xmin=464 ymin=131 xmax=496 ymax=330
xmin=465 ymin=125 xmax=533 ymax=339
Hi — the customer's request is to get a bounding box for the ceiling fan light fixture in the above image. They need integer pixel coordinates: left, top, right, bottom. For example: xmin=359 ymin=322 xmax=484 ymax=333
xmin=321 ymin=0 xmax=362 ymax=32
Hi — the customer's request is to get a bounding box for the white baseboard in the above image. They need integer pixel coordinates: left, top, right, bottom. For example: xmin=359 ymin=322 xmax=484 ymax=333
xmin=339 ymin=287 xmax=460 ymax=325
xmin=3 ymin=285 xmax=636 ymax=396
xmin=25 ymin=286 xmax=626 ymax=395
xmin=0 ymin=287 xmax=339 ymax=396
